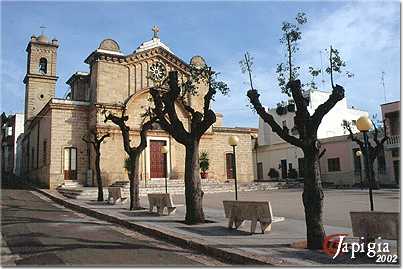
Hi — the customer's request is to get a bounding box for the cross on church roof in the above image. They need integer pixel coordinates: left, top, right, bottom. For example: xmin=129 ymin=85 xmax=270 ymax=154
xmin=152 ymin=25 xmax=160 ymax=39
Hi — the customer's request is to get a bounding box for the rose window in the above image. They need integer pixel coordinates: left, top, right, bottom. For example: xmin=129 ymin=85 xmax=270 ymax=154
xmin=149 ymin=62 xmax=167 ymax=82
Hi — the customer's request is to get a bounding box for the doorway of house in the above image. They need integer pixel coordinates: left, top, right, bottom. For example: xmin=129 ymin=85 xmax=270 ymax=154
xmin=64 ymin=147 xmax=77 ymax=181
xmin=281 ymin=159 xmax=287 ymax=179
xmin=257 ymin=162 xmax=263 ymax=180
xmin=226 ymin=152 xmax=234 ymax=179
xmin=298 ymin=158 xmax=304 ymax=178
xmin=150 ymin=140 xmax=167 ymax=179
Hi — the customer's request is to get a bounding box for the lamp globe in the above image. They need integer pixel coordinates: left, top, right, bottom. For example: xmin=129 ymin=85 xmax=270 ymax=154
xmin=356 ymin=116 xmax=372 ymax=132
xmin=228 ymin=136 xmax=239 ymax=146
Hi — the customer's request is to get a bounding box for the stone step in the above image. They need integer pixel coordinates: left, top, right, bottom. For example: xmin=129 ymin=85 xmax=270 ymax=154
xmin=57 ymin=181 xmax=281 ymax=200
xmin=58 ymin=180 xmax=83 ymax=189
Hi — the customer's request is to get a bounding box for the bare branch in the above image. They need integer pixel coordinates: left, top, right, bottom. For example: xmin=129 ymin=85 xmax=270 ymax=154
xmin=247 ymin=89 xmax=303 ymax=148
xmin=345 ymin=123 xmax=364 ymax=149
xmin=244 ymin=52 xmax=255 ymax=90
xmin=104 ymin=110 xmax=132 ymax=154
xmin=380 ymin=119 xmax=389 ymax=144
xmin=329 ymin=46 xmax=334 ymax=88
xmin=311 ymin=84 xmax=345 ymax=129
xmin=98 ymin=133 xmax=111 ymax=144
xmin=149 ymin=85 xmax=189 ymax=145
xmin=135 ymin=117 xmax=157 ymax=153
xmin=82 ymin=128 xmax=110 ymax=149
xmin=287 ymin=80 xmax=309 ymax=138
xmin=318 ymin=148 xmax=326 ymax=160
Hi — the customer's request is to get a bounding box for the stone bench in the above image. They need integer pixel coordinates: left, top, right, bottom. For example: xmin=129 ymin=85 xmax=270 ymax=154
xmin=223 ymin=200 xmax=283 ymax=234
xmin=148 ymin=193 xmax=176 ymax=215
xmin=350 ymin=211 xmax=399 ymax=241
xmin=107 ymin=187 xmax=127 ymax=204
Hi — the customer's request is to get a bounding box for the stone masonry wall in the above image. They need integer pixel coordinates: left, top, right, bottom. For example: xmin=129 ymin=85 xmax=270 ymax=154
xmin=96 ymin=61 xmax=128 ymax=104
xmin=200 ymin=131 xmax=254 ymax=182
xmin=49 ymin=105 xmax=89 ymax=188
xmin=24 ymin=78 xmax=56 ymax=121
xmin=96 ymin=127 xmax=255 ymax=186
xmin=25 ymin=108 xmax=52 ymax=187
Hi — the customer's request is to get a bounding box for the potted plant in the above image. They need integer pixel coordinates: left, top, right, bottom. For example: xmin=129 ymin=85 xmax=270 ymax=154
xmin=268 ymin=168 xmax=280 ymax=181
xmin=199 ymin=151 xmax=209 ymax=179
xmin=275 ymin=102 xmax=287 ymax=115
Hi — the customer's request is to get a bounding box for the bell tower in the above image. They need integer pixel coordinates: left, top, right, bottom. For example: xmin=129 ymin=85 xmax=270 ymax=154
xmin=24 ymin=32 xmax=59 ymax=126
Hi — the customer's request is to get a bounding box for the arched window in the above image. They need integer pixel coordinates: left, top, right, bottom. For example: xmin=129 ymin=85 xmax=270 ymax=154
xmin=39 ymin=58 xmax=47 ymax=74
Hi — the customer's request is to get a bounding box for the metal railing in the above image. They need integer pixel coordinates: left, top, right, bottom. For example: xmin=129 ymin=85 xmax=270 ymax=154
xmin=386 ymin=135 xmax=400 ymax=147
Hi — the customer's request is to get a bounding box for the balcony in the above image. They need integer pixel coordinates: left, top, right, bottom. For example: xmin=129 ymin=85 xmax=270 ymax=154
xmin=386 ymin=135 xmax=400 ymax=149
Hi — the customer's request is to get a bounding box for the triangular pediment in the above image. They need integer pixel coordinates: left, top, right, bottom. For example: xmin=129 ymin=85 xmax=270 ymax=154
xmin=125 ymin=46 xmax=190 ymax=76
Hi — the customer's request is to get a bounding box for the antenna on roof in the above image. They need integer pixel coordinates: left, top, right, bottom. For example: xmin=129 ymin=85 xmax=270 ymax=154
xmin=40 ymin=25 xmax=46 ymax=35
xmin=319 ymin=50 xmax=325 ymax=90
xmin=381 ymin=71 xmax=386 ymax=103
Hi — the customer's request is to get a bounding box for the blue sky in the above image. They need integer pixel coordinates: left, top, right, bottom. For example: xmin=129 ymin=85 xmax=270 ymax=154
xmin=1 ymin=1 xmax=400 ymax=127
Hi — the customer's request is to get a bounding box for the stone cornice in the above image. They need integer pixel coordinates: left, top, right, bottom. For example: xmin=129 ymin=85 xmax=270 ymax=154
xmin=26 ymin=40 xmax=58 ymax=52
xmin=25 ymin=99 xmax=90 ymax=131
xmin=23 ymin=74 xmax=58 ymax=84
xmin=66 ymin=72 xmax=90 ymax=85
xmin=125 ymin=47 xmax=190 ymax=74
xmin=84 ymin=50 xmax=126 ymax=65
xmin=96 ymin=125 xmax=168 ymax=136
xmin=84 ymin=47 xmax=190 ymax=75
xmin=213 ymin=127 xmax=258 ymax=134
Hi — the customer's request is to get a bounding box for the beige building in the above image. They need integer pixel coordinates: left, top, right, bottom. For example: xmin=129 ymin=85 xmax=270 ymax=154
xmin=20 ymin=30 xmax=257 ymax=189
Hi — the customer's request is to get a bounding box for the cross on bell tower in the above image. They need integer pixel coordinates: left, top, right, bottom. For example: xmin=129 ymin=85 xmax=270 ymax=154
xmin=152 ymin=25 xmax=160 ymax=39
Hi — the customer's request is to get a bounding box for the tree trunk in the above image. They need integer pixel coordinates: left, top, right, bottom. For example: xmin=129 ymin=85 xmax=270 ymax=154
xmin=184 ymin=140 xmax=205 ymax=224
xmin=302 ymin=146 xmax=325 ymax=249
xmin=362 ymin=156 xmax=378 ymax=188
xmin=95 ymin=148 xmax=103 ymax=202
xmin=128 ymin=154 xmax=141 ymax=210
xmin=369 ymin=157 xmax=379 ymax=189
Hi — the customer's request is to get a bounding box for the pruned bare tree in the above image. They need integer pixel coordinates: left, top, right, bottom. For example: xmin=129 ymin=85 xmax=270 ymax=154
xmin=344 ymin=120 xmax=388 ymax=188
xmin=82 ymin=129 xmax=110 ymax=201
xmin=241 ymin=13 xmax=353 ymax=249
xmin=103 ymin=100 xmax=156 ymax=210
xmin=148 ymin=64 xmax=229 ymax=224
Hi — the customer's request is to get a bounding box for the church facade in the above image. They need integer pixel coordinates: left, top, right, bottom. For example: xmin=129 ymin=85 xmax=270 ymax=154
xmin=20 ymin=29 xmax=257 ymax=189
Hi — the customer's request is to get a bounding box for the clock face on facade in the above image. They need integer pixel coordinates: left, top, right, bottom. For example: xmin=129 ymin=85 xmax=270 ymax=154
xmin=149 ymin=62 xmax=167 ymax=82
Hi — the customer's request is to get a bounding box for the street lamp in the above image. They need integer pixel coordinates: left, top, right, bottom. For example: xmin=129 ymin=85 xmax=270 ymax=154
xmin=251 ymin=134 xmax=258 ymax=181
xmin=228 ymin=135 xmax=239 ymax=200
xmin=356 ymin=116 xmax=374 ymax=211
xmin=161 ymin=145 xmax=169 ymax=194
xmin=355 ymin=150 xmax=363 ymax=190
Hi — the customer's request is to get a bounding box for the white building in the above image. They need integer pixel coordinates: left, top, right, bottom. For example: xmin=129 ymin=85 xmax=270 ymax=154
xmin=255 ymin=89 xmax=369 ymax=182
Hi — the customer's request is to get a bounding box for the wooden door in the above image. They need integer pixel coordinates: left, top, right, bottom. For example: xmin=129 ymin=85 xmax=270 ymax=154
xmin=150 ymin=140 xmax=167 ymax=178
xmin=64 ymin=147 xmax=77 ymax=181
xmin=226 ymin=153 xmax=234 ymax=179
